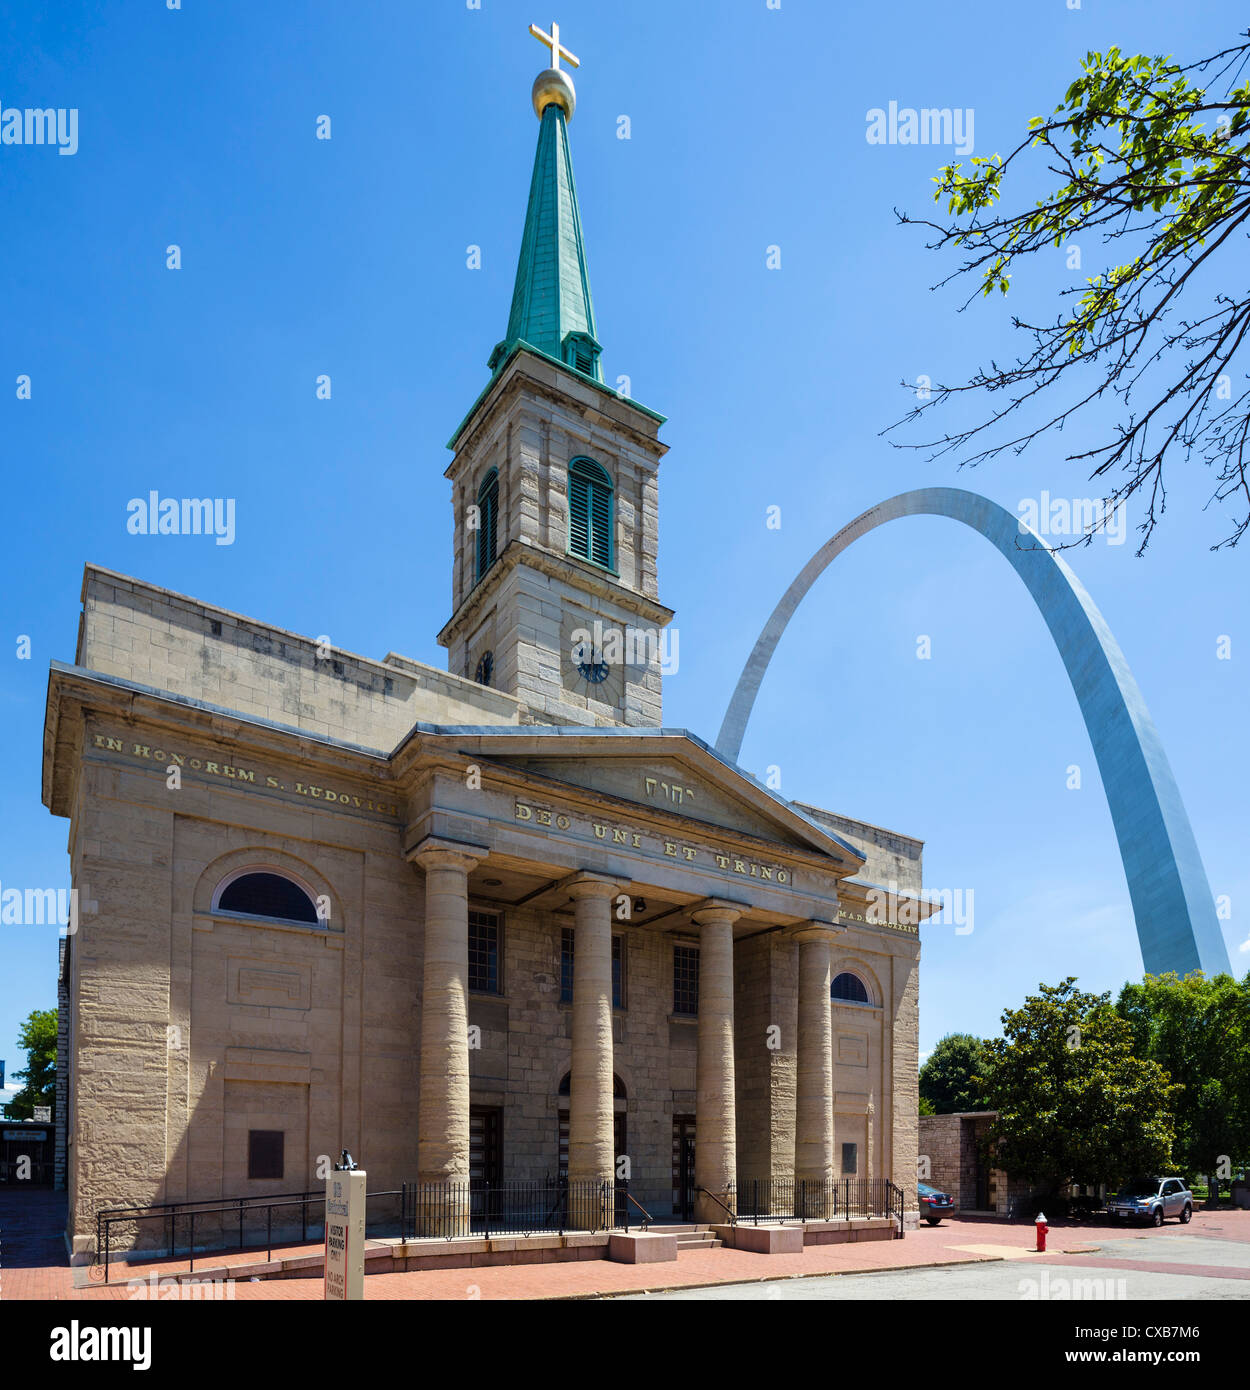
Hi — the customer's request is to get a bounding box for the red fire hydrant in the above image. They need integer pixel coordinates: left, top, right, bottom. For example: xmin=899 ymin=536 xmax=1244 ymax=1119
xmin=1035 ymin=1212 xmax=1049 ymax=1253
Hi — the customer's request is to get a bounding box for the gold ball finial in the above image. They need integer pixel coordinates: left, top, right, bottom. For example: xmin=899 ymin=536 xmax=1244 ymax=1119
xmin=532 ymin=67 xmax=576 ymax=121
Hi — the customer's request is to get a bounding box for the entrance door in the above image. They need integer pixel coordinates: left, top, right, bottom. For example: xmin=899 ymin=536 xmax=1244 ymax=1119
xmin=470 ymin=1106 xmax=503 ymax=1185
xmin=672 ymin=1115 xmax=696 ymax=1220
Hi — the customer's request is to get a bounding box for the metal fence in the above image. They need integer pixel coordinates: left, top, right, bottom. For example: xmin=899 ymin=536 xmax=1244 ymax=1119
xmin=94 ymin=1186 xmax=404 ymax=1283
xmin=401 ymin=1177 xmax=636 ymax=1240
xmin=735 ymin=1176 xmax=906 ymax=1230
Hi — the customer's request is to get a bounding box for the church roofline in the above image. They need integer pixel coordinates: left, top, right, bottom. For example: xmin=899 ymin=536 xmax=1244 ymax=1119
xmin=792 ymin=799 xmax=926 ymax=853
xmin=74 ymin=563 xmax=524 ymax=720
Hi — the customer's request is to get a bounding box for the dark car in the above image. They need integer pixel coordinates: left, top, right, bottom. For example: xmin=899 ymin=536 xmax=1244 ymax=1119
xmin=918 ymin=1181 xmax=955 ymax=1225
xmin=1106 ymin=1177 xmax=1193 ymax=1227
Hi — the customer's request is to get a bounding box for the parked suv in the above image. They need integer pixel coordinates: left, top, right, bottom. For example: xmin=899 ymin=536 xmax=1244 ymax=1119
xmin=1107 ymin=1177 xmax=1193 ymax=1226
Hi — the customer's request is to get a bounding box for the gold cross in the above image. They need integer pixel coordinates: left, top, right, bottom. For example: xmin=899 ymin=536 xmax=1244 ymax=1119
xmin=529 ymin=20 xmax=580 ymax=71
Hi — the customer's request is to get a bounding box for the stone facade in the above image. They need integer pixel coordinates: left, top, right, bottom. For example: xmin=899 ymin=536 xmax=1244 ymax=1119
xmin=45 ymin=585 xmax=928 ymax=1254
xmin=54 ymin=937 xmax=68 ymax=1190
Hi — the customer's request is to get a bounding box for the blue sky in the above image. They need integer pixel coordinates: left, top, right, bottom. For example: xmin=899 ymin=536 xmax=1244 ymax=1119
xmin=2 ymin=0 xmax=1247 ymax=1097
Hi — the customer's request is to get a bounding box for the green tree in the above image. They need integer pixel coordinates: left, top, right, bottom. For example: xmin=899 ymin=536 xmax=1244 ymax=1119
xmin=919 ymin=1032 xmax=991 ymax=1114
xmin=895 ymin=33 xmax=1250 ymax=551
xmin=1115 ymin=971 xmax=1250 ymax=1196
xmin=8 ymin=1008 xmax=57 ymax=1120
xmin=982 ymin=979 xmax=1180 ymax=1195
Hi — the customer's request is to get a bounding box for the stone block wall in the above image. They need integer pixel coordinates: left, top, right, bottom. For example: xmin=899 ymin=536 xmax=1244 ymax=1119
xmin=55 ymin=937 xmax=69 ymax=1190
xmin=76 ymin=568 xmax=522 ymax=756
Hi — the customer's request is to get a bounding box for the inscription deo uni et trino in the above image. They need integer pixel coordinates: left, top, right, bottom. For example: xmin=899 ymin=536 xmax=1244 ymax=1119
xmin=514 ymin=800 xmax=790 ymax=884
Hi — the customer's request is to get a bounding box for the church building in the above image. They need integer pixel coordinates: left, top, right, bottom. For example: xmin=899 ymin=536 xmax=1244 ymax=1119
xmin=42 ymin=28 xmax=926 ymax=1261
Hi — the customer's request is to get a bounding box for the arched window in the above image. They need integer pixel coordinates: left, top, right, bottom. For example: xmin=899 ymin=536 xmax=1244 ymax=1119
xmin=567 ymin=457 xmax=613 ymax=569
xmin=831 ymin=971 xmax=871 ymax=1004
xmin=475 ymin=467 xmax=500 ymax=582
xmin=214 ymin=871 xmax=320 ymax=925
xmin=558 ymin=1072 xmax=627 ymax=1099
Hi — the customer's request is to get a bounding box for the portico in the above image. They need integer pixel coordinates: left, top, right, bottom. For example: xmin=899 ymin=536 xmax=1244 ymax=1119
xmin=389 ymin=724 xmax=922 ymax=1228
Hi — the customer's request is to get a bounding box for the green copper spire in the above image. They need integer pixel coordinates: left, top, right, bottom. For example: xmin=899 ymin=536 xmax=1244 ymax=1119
xmin=489 ymin=31 xmax=603 ymax=383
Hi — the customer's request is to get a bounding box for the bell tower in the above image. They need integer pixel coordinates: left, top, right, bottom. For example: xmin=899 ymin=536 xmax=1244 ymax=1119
xmin=437 ymin=22 xmax=672 ymax=729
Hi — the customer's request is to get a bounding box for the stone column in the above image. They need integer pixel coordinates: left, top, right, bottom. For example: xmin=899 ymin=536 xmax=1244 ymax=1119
xmin=565 ymin=873 xmax=621 ymax=1229
xmin=413 ymin=839 xmax=486 ymax=1235
xmin=692 ymin=902 xmax=741 ymax=1224
xmin=794 ymin=924 xmax=836 ymax=1218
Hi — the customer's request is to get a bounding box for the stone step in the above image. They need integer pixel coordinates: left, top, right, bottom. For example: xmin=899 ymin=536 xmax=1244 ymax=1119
xmin=676 ymin=1237 xmax=723 ymax=1251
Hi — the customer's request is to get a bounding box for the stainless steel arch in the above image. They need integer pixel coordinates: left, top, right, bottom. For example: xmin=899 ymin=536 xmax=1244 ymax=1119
xmin=715 ymin=487 xmax=1229 ymax=978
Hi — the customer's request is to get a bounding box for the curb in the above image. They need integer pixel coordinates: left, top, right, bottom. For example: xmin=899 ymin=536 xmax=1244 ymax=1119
xmin=562 ymin=1254 xmax=1008 ymax=1301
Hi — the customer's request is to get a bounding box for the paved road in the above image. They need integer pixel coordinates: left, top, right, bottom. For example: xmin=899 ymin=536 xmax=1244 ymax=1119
xmin=613 ymin=1233 xmax=1250 ymax=1301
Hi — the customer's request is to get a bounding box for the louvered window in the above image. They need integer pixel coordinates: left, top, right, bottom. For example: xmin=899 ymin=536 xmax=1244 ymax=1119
xmin=568 ymin=457 xmax=613 ymax=569
xmin=476 ymin=467 xmax=500 ymax=582
xmin=562 ymin=331 xmax=601 ymax=378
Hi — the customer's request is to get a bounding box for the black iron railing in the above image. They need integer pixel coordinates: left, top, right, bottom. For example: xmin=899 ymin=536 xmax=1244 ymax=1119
xmin=735 ymin=1176 xmax=904 ymax=1229
xmin=401 ymin=1177 xmax=626 ymax=1240
xmin=620 ymin=1185 xmax=654 ymax=1231
xmin=94 ymin=1186 xmax=403 ymax=1284
xmin=695 ymin=1185 xmax=737 ymax=1225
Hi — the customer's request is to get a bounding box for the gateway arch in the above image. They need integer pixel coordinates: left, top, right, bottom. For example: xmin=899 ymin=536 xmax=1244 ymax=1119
xmin=716 ymin=487 xmax=1230 ymax=979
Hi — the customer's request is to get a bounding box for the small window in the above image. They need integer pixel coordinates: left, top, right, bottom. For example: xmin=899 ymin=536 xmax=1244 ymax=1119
xmin=841 ymin=1142 xmax=858 ymax=1176
xmin=468 ymin=910 xmax=501 ymax=994
xmin=474 ymin=651 xmax=494 ymax=687
xmin=559 ymin=928 xmax=626 ymax=1008
xmin=248 ymin=1130 xmax=284 ymax=1181
xmin=217 ymin=872 xmax=319 ymax=925
xmin=475 ymin=467 xmax=500 ymax=582
xmin=673 ymin=945 xmax=699 ymax=1017
xmin=562 ymin=331 xmax=601 ymax=378
xmin=567 ymin=457 xmax=613 ymax=569
xmin=831 ymin=972 xmax=870 ymax=1004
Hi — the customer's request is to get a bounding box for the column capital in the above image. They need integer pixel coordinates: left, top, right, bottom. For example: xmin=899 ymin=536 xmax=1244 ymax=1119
xmin=690 ymin=898 xmax=747 ymax=927
xmin=408 ymin=837 xmax=490 ymax=873
xmin=793 ymin=919 xmax=844 ymax=944
xmin=558 ymin=870 xmax=626 ymax=901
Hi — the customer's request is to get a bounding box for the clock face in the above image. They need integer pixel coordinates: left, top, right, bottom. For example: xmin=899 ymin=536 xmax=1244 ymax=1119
xmin=577 ymin=654 xmax=610 ymax=684
xmin=561 ymin=612 xmax=624 ymax=708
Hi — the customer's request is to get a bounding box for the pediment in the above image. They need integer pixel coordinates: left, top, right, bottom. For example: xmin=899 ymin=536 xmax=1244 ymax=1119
xmin=420 ymin=729 xmax=864 ymax=869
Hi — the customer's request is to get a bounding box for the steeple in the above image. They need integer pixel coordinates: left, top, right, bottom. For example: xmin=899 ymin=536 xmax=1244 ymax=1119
xmin=488 ymin=23 xmax=603 ymax=383
xmin=441 ymin=22 xmax=672 ymax=730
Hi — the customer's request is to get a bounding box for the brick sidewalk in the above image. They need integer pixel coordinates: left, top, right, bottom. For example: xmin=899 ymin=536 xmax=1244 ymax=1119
xmin=3 ymin=1191 xmax=1246 ymax=1301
